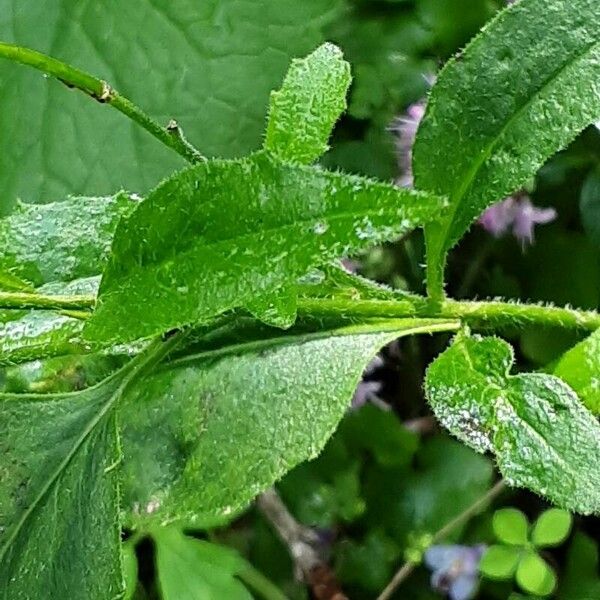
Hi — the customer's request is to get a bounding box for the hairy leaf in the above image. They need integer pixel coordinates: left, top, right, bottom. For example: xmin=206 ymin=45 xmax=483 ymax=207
xmin=0 ymin=0 xmax=341 ymax=208
xmin=554 ymin=329 xmax=600 ymax=414
xmin=119 ymin=318 xmax=457 ymax=527
xmin=154 ymin=528 xmax=252 ymax=600
xmin=0 ymin=337 xmax=174 ymax=598
xmin=425 ymin=333 xmax=600 ymax=514
xmin=0 ymin=193 xmax=135 ymax=286
xmin=264 ymin=43 xmax=351 ymax=164
xmin=85 ymin=152 xmax=445 ymax=343
xmin=0 ymin=278 xmax=98 ymax=366
xmin=414 ymin=0 xmax=600 ymax=296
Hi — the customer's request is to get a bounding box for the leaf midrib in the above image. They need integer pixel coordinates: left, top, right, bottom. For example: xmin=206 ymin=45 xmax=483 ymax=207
xmin=0 ymin=335 xmax=179 ymax=562
xmin=436 ymin=35 xmax=600 ymax=249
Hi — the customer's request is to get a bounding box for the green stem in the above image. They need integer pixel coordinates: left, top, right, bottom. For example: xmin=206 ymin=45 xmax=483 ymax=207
xmin=376 ymin=480 xmax=506 ymax=600
xmin=238 ymin=562 xmax=289 ymax=600
xmin=297 ymin=297 xmax=600 ymax=332
xmin=0 ymin=290 xmax=95 ymax=311
xmin=0 ymin=42 xmax=204 ymax=164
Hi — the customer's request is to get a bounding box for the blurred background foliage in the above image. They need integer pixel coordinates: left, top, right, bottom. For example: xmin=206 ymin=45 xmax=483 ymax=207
xmin=1 ymin=0 xmax=600 ymax=598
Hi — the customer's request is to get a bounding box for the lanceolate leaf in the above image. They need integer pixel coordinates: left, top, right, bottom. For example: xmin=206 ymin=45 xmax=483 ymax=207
xmin=0 ymin=193 xmax=136 ymax=286
xmin=414 ymin=0 xmax=600 ymax=297
xmin=85 ymin=152 xmax=445 ymax=344
xmin=264 ymin=43 xmax=351 ymax=164
xmin=554 ymin=329 xmax=600 ymax=414
xmin=425 ymin=333 xmax=600 ymax=514
xmin=0 ymin=337 xmax=175 ymax=598
xmin=119 ymin=318 xmax=458 ymax=527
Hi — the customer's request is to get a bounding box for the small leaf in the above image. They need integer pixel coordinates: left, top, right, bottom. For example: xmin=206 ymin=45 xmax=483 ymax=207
xmin=479 ymin=545 xmax=521 ymax=580
xmin=0 ymin=270 xmax=33 ymax=292
xmin=531 ymin=508 xmax=572 ymax=547
xmin=414 ymin=0 xmax=600 ymax=296
xmin=554 ymin=329 xmax=600 ymax=414
xmin=86 ymin=152 xmax=445 ymax=344
xmin=425 ymin=333 xmax=600 ymax=514
xmin=122 ymin=541 xmax=139 ymax=600
xmin=0 ymin=193 xmax=135 ymax=286
xmin=264 ymin=43 xmax=351 ymax=164
xmin=119 ymin=318 xmax=457 ymax=527
xmin=154 ymin=528 xmax=252 ymax=600
xmin=493 ymin=508 xmax=529 ymax=546
xmin=515 ymin=551 xmax=556 ymax=597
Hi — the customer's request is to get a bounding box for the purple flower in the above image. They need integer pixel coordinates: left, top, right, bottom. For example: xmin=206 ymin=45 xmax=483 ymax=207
xmin=424 ymin=544 xmax=486 ymax=600
xmin=394 ymin=101 xmax=427 ymax=188
xmin=350 ymin=355 xmax=386 ymax=410
xmin=478 ymin=194 xmax=556 ymax=246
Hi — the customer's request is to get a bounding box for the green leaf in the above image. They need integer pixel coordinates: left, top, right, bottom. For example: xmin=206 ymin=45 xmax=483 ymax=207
xmin=580 ymin=167 xmax=600 ymax=247
xmin=560 ymin=532 xmax=600 ymax=600
xmin=480 ymin=545 xmax=522 ymax=580
xmin=123 ymin=541 xmax=139 ymax=600
xmin=154 ymin=528 xmax=252 ymax=600
xmin=554 ymin=329 xmax=600 ymax=414
xmin=0 ymin=193 xmax=135 ymax=286
xmin=0 ymin=270 xmax=33 ymax=292
xmin=0 ymin=277 xmax=97 ymax=366
xmin=414 ymin=0 xmax=600 ymax=296
xmin=425 ymin=332 xmax=600 ymax=514
xmin=531 ymin=508 xmax=572 ymax=547
xmin=119 ymin=318 xmax=457 ymax=527
xmin=0 ymin=0 xmax=342 ymax=208
xmin=493 ymin=508 xmax=529 ymax=546
xmin=85 ymin=152 xmax=445 ymax=344
xmin=0 ymin=337 xmax=174 ymax=598
xmin=516 ymin=551 xmax=556 ymax=597
xmin=264 ymin=43 xmax=351 ymax=164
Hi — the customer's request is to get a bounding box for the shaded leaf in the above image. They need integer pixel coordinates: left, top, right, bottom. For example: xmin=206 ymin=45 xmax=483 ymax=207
xmin=0 ymin=0 xmax=342 ymax=208
xmin=119 ymin=318 xmax=457 ymax=527
xmin=425 ymin=333 xmax=600 ymax=514
xmin=580 ymin=167 xmax=600 ymax=247
xmin=0 ymin=337 xmax=174 ymax=598
xmin=86 ymin=152 xmax=445 ymax=343
xmin=414 ymin=0 xmax=600 ymax=295
xmin=154 ymin=528 xmax=252 ymax=600
xmin=264 ymin=43 xmax=351 ymax=164
xmin=554 ymin=328 xmax=600 ymax=414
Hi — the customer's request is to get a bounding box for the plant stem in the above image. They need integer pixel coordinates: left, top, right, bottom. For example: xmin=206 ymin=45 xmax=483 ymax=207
xmin=376 ymin=480 xmax=506 ymax=600
xmin=297 ymin=297 xmax=600 ymax=332
xmin=0 ymin=42 xmax=204 ymax=164
xmin=0 ymin=290 xmax=95 ymax=311
xmin=238 ymin=561 xmax=289 ymax=600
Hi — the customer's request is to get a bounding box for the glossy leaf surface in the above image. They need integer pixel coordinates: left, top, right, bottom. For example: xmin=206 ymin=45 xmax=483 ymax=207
xmin=425 ymin=333 xmax=600 ymax=514
xmin=86 ymin=153 xmax=444 ymax=343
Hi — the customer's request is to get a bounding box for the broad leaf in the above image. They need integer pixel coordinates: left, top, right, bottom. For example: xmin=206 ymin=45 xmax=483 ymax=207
xmin=154 ymin=528 xmax=252 ymax=600
xmin=0 ymin=0 xmax=341 ymax=208
xmin=425 ymin=333 xmax=600 ymax=514
xmin=0 ymin=193 xmax=135 ymax=286
xmin=85 ymin=152 xmax=445 ymax=343
xmin=554 ymin=328 xmax=600 ymax=414
xmin=119 ymin=318 xmax=458 ymax=527
xmin=414 ymin=0 xmax=600 ymax=296
xmin=0 ymin=337 xmax=175 ymax=598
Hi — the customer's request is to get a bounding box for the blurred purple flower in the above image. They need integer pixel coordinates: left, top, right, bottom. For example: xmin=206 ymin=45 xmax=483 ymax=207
xmin=350 ymin=355 xmax=387 ymax=410
xmin=478 ymin=194 xmax=556 ymax=246
xmin=424 ymin=544 xmax=486 ymax=600
xmin=394 ymin=102 xmax=426 ymax=187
